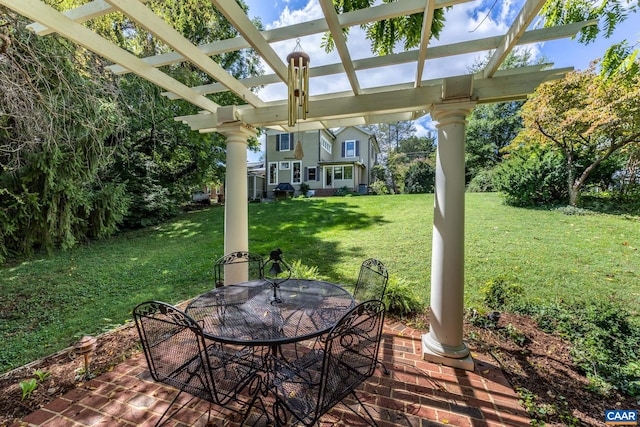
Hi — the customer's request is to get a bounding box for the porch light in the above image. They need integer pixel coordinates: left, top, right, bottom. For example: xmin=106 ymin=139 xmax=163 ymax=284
xmin=287 ymin=38 xmax=310 ymax=127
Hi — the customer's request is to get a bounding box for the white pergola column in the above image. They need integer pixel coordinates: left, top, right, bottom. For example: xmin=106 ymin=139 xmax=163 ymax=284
xmin=216 ymin=122 xmax=256 ymax=284
xmin=422 ymin=101 xmax=476 ymax=371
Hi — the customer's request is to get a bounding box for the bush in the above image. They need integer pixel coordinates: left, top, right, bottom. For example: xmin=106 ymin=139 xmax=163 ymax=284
xmin=384 ymin=277 xmax=424 ymax=317
xmin=493 ymin=146 xmax=568 ymax=206
xmin=467 ymin=168 xmax=496 ymax=192
xmin=482 ymin=277 xmax=524 ymax=311
xmin=369 ymin=180 xmax=390 ymax=195
xmin=404 ymin=160 xmax=435 ymax=194
xmin=510 ymin=297 xmax=640 ymax=398
xmin=299 ymin=182 xmax=310 ymax=197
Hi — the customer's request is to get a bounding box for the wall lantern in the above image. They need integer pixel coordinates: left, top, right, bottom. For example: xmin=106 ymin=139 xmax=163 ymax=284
xmin=287 ymin=38 xmax=310 ymax=127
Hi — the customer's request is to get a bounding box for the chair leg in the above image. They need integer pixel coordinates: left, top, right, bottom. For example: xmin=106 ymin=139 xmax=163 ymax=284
xmin=154 ymin=388 xmax=197 ymax=427
xmin=377 ymin=360 xmax=389 ymax=375
xmin=343 ymin=391 xmax=379 ymax=427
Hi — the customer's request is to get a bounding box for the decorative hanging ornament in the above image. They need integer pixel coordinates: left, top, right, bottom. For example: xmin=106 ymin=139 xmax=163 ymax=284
xmin=287 ymin=38 xmax=310 ymax=127
xmin=294 ymin=139 xmax=304 ymax=160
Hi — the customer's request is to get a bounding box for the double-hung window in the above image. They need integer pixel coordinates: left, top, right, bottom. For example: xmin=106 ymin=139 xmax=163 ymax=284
xmin=277 ymin=133 xmax=292 ymax=151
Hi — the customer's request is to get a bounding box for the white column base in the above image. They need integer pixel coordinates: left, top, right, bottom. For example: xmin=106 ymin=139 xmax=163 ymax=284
xmin=422 ymin=333 xmax=475 ymax=371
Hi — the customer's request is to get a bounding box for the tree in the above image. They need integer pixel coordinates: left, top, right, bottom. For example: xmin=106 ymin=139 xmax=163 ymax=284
xmin=324 ymin=0 xmax=446 ymax=55
xmin=87 ymin=0 xmax=263 ymax=226
xmin=465 ymin=49 xmax=543 ymax=186
xmin=404 ymin=159 xmax=436 ymax=194
xmin=540 ymin=0 xmax=639 ymax=77
xmin=514 ymin=66 xmax=640 ymax=206
xmin=0 ymin=9 xmax=127 ymax=261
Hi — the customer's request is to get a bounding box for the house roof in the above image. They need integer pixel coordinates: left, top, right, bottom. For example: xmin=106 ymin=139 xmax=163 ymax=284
xmin=4 ymin=0 xmax=590 ymax=133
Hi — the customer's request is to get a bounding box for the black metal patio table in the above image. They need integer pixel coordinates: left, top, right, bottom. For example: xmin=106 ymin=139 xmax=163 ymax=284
xmin=185 ymin=278 xmax=355 ymax=424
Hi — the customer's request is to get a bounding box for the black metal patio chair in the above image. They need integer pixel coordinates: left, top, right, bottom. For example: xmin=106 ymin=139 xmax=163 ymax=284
xmin=353 ymin=258 xmax=389 ymax=302
xmin=270 ymin=299 xmax=385 ymax=426
xmin=352 ymin=259 xmax=390 ymax=374
xmin=214 ymin=251 xmax=265 ymax=287
xmin=133 ymin=301 xmax=263 ymax=426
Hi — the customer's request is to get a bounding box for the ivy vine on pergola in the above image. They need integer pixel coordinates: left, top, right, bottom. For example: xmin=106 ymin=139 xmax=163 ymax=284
xmin=1 ymin=0 xmax=594 ymax=370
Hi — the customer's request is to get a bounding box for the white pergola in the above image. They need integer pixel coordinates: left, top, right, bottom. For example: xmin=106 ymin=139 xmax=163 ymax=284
xmin=2 ymin=0 xmax=592 ymax=370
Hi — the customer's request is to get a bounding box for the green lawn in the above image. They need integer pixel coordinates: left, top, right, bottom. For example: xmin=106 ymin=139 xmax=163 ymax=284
xmin=1 ymin=193 xmax=638 ymax=373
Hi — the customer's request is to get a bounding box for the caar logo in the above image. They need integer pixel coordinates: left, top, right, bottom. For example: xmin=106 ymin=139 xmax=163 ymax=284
xmin=605 ymin=410 xmax=638 ymax=425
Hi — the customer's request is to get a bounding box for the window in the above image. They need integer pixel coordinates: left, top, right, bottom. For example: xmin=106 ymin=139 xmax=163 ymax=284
xmin=343 ymin=140 xmax=359 ymax=158
xmin=279 ymin=161 xmax=290 ymax=170
xmin=321 ymin=135 xmax=332 ymax=154
xmin=268 ymin=162 xmax=278 ymax=185
xmin=292 ymin=161 xmax=302 ymax=184
xmin=334 ymin=166 xmax=343 ymax=180
xmin=306 ymin=167 xmax=317 ymax=181
xmin=277 ymin=133 xmax=292 ymax=151
xmin=344 ymin=166 xmax=353 ymax=179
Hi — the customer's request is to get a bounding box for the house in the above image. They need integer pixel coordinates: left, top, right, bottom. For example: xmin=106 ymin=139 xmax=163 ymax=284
xmin=264 ymin=126 xmax=380 ymax=198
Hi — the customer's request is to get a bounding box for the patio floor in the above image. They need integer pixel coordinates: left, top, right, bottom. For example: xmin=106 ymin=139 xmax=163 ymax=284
xmin=11 ymin=321 xmax=531 ymax=427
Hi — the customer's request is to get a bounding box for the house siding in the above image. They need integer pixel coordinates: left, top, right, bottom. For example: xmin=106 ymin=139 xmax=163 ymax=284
xmin=265 ymin=126 xmax=377 ymax=197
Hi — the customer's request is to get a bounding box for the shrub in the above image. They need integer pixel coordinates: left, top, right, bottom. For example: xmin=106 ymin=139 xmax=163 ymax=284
xmin=493 ymin=146 xmax=568 ymax=206
xmin=404 ymin=160 xmax=435 ymax=194
xmin=299 ymin=182 xmax=310 ymax=197
xmin=482 ymin=277 xmax=524 ymax=311
xmin=369 ymin=180 xmax=390 ymax=195
xmin=384 ymin=277 xmax=424 ymax=317
xmin=467 ymin=168 xmax=496 ymax=192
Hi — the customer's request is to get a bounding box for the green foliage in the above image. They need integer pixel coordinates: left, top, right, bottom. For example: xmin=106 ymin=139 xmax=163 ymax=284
xmin=334 ymin=186 xmax=359 ymax=196
xmin=0 ymin=16 xmax=128 ymax=261
xmin=289 ymin=259 xmax=326 ymax=280
xmin=466 ymin=169 xmax=496 ymax=192
xmin=384 ymin=277 xmax=424 ymax=317
xmin=299 ymin=182 xmax=310 ymax=197
xmin=512 ymin=298 xmax=640 ymax=399
xmin=481 ymin=277 xmax=524 ymax=311
xmin=369 ymin=180 xmax=390 ymax=195
xmin=19 ymin=378 xmax=37 ymax=401
xmin=403 ymin=159 xmax=435 ymax=194
xmin=493 ymin=146 xmax=569 ymax=206
xmin=516 ymin=386 xmax=579 ymax=426
xmin=554 ymin=205 xmax=593 ymax=216
xmin=324 ymin=1 xmax=446 ymax=55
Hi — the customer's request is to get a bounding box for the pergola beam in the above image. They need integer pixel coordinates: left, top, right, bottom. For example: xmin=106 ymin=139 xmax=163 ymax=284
xmin=483 ymin=0 xmax=546 ymax=78
xmin=104 ymin=0 xmax=264 ymax=108
xmin=27 ymin=0 xmax=149 ymax=36
xmin=107 ymin=0 xmax=473 ymax=75
xmin=162 ymin=21 xmax=591 ymax=100
xmin=3 ymin=0 xmax=219 ymax=113
xmin=415 ymin=0 xmax=435 ymax=87
xmin=176 ymin=68 xmax=572 ymax=132
xmin=211 ymin=0 xmax=288 ymax=82
xmin=319 ymin=0 xmax=361 ymax=95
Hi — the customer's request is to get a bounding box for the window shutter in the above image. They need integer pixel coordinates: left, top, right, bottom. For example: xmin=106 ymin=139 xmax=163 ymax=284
xmin=355 ymin=140 xmax=360 ymax=156
xmin=316 ymin=167 xmax=320 ymax=181
xmin=341 ymin=142 xmax=345 ymax=157
xmin=304 ymin=167 xmax=308 ymax=181
xmin=289 ymin=133 xmax=294 ymax=150
xmin=276 ymin=135 xmax=280 ymax=151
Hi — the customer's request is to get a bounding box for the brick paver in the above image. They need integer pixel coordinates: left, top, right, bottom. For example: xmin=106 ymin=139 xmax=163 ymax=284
xmin=9 ymin=321 xmax=529 ymax=427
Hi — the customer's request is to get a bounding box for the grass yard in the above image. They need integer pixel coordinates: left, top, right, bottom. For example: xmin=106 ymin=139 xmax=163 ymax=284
xmin=1 ymin=192 xmax=638 ymax=373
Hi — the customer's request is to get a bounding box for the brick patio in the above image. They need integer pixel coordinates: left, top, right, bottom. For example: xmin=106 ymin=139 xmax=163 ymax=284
xmin=11 ymin=321 xmax=531 ymax=427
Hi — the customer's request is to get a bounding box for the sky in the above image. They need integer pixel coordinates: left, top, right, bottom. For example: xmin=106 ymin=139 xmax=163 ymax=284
xmin=242 ymin=0 xmax=640 ymax=161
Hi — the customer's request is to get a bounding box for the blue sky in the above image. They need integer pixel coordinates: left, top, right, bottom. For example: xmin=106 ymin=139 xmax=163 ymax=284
xmin=243 ymin=0 xmax=639 ymax=160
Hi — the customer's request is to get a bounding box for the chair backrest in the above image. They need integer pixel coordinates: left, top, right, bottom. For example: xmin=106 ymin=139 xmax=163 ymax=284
xmin=213 ymin=251 xmax=265 ymax=287
xmin=353 ymin=258 xmax=389 ymax=302
xmin=317 ymin=299 xmax=386 ymax=419
xmin=133 ymin=301 xmax=216 ymax=403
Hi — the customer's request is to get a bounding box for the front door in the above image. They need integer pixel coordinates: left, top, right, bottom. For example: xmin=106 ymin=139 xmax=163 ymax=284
xmin=324 ymin=166 xmax=332 ymax=188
